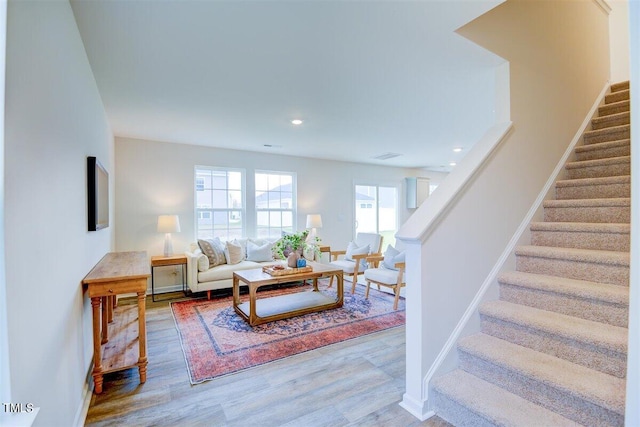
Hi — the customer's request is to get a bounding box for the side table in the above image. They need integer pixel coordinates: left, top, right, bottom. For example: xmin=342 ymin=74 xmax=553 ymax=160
xmin=150 ymin=254 xmax=188 ymax=301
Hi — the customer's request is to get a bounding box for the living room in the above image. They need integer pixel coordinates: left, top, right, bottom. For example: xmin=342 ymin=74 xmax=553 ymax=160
xmin=1 ymin=1 xmax=638 ymax=427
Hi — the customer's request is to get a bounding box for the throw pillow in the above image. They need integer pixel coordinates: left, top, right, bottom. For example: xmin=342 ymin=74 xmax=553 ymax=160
xmin=196 ymin=254 xmax=210 ymax=272
xmin=345 ymin=241 xmax=370 ymax=269
xmin=225 ymin=240 xmax=244 ymax=265
xmin=198 ymin=238 xmax=227 ymax=267
xmin=383 ymin=245 xmax=405 ymax=270
xmin=246 ymin=240 xmax=274 ymax=262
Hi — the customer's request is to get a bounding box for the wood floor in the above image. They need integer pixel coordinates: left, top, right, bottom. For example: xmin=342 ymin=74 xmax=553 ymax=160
xmin=85 ymin=291 xmax=451 ymax=427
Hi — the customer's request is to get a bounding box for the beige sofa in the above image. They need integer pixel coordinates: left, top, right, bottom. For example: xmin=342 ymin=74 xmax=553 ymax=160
xmin=185 ymin=238 xmax=282 ymax=299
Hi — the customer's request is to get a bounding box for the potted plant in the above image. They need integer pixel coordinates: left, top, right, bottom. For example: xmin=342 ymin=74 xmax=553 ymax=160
xmin=273 ymin=230 xmax=322 ymax=261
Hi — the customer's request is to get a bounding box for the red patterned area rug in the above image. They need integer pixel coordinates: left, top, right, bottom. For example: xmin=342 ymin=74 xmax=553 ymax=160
xmin=170 ymin=280 xmax=405 ymax=384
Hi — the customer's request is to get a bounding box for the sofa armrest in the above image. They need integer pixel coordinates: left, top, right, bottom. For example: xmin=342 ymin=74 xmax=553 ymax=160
xmin=185 ymin=250 xmax=202 ymax=290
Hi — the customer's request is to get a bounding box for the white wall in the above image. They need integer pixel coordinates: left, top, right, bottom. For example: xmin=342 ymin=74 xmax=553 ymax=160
xmin=0 ymin=0 xmax=9 ymax=411
xmin=114 ymin=137 xmax=437 ymax=290
xmin=4 ymin=1 xmax=114 ymax=426
xmin=609 ymin=0 xmax=630 ymax=82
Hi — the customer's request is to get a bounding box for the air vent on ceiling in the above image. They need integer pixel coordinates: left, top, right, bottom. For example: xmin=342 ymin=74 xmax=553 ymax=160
xmin=372 ymin=152 xmax=402 ymax=160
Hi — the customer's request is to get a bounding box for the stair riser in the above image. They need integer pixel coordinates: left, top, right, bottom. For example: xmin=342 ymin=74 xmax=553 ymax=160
xmin=544 ymin=205 xmax=630 ymax=223
xmin=575 ymin=143 xmax=630 ymax=161
xmin=584 ymin=128 xmax=630 ymax=145
xmin=499 ymin=283 xmax=628 ymax=328
xmin=556 ymin=182 xmax=630 ymax=199
xmin=458 ymin=352 xmax=624 ymax=427
xmin=566 ymin=162 xmax=629 ymax=179
xmin=530 ymin=229 xmax=629 ymax=251
xmin=598 ymin=102 xmax=630 ymax=116
xmin=432 ymin=391 xmax=496 ymax=427
xmin=591 ymin=114 xmax=630 ymax=130
xmin=516 ymin=255 xmax=629 ymax=286
xmin=480 ymin=315 xmax=626 ymax=378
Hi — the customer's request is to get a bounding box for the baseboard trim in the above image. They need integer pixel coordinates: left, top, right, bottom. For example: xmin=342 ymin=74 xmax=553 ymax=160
xmin=73 ymin=365 xmax=94 ymax=427
xmin=400 ymin=393 xmax=434 ymax=421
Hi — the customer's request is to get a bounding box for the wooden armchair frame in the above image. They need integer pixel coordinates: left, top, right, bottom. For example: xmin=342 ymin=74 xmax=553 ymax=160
xmin=328 ymin=250 xmax=373 ymax=294
xmin=364 ymin=254 xmax=405 ymax=310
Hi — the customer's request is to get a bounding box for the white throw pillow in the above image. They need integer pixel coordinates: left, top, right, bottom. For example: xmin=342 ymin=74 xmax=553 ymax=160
xmin=383 ymin=245 xmax=405 ymax=271
xmin=345 ymin=241 xmax=370 ymax=269
xmin=224 ymin=240 xmax=244 ymax=265
xmin=246 ymin=240 xmax=273 ymax=262
xmin=197 ymin=254 xmax=210 ymax=272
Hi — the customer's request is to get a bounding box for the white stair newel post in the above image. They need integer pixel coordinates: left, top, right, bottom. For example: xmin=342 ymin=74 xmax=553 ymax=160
xmin=400 ymin=239 xmax=433 ymax=420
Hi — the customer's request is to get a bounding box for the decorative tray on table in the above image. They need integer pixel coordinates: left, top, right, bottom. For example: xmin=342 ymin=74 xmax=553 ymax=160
xmin=262 ymin=265 xmax=313 ymax=276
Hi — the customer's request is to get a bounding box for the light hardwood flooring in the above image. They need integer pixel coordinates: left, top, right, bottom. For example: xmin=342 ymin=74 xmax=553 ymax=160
xmin=85 ymin=291 xmax=451 ymax=427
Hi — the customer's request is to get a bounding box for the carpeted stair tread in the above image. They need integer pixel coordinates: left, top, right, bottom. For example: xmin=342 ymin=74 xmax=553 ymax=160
xmin=604 ymin=89 xmax=630 ymax=104
xmin=555 ymin=175 xmax=630 ymax=189
xmin=529 ymin=221 xmax=629 ymax=251
xmin=598 ymin=99 xmax=630 ymax=116
xmin=498 ymin=271 xmax=629 ymax=306
xmin=565 ymin=155 xmax=630 ymax=170
xmin=479 ymin=300 xmax=627 ymax=354
xmin=432 ymin=370 xmax=581 ymax=427
xmin=515 ymin=245 xmax=629 ymax=266
xmin=530 ymin=221 xmax=629 ymax=234
xmin=574 ymin=139 xmax=630 ymax=161
xmin=591 ymin=111 xmax=630 ymax=130
xmin=543 ymin=197 xmax=630 ymax=208
xmin=458 ymin=334 xmax=626 ymax=415
xmin=610 ymin=81 xmax=630 ymax=92
xmin=583 ymin=124 xmax=630 ymax=144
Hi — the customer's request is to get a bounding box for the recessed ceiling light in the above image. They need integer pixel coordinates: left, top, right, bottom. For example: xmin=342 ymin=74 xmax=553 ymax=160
xmin=453 ymin=147 xmax=463 ymax=152
xmin=449 ymin=162 xmax=457 ymax=166
xmin=291 ymin=119 xmax=303 ymax=125
xmin=263 ymin=144 xmax=282 ymax=148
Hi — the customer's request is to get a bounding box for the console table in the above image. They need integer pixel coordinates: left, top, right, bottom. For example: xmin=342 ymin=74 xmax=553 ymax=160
xmin=82 ymin=251 xmax=150 ymax=394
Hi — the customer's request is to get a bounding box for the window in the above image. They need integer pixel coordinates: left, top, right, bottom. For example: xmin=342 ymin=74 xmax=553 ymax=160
xmin=195 ymin=167 xmax=245 ymax=240
xmin=255 ymin=171 xmax=296 ymax=238
xmin=355 ymin=184 xmax=398 ymax=250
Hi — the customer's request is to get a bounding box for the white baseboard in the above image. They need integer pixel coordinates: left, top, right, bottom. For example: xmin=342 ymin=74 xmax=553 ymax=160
xmin=400 ymin=393 xmax=434 ymax=421
xmin=73 ymin=365 xmax=94 ymax=427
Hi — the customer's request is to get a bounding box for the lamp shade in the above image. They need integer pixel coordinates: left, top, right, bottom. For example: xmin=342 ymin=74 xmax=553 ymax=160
xmin=157 ymin=215 xmax=181 ymax=233
xmin=306 ymin=214 xmax=323 ymax=229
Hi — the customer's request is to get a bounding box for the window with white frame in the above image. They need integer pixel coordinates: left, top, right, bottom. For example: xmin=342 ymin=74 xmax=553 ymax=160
xmin=255 ymin=171 xmax=296 ymax=238
xmin=195 ymin=167 xmax=245 ymax=240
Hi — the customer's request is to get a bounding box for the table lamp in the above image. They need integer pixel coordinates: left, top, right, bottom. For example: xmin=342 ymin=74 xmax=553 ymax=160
xmin=157 ymin=215 xmax=181 ymax=256
xmin=306 ymin=214 xmax=323 ymax=241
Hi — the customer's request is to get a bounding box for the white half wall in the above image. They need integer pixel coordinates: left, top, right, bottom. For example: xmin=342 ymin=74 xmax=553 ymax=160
xmin=609 ymin=0 xmax=630 ymax=83
xmin=114 ymin=137 xmax=443 ymax=292
xmin=4 ymin=1 xmax=114 ymax=426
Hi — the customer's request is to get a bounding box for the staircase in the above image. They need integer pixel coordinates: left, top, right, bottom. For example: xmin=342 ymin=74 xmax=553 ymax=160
xmin=432 ymin=81 xmax=631 ymax=427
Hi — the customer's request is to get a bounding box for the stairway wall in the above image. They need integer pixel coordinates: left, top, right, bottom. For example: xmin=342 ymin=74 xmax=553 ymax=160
xmin=397 ymin=0 xmax=611 ymax=419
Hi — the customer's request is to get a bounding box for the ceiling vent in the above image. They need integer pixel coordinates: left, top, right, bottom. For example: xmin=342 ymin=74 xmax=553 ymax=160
xmin=372 ymin=152 xmax=402 ymax=161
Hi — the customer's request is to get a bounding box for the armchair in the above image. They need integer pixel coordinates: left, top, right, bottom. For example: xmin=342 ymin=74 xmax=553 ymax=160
xmin=328 ymin=232 xmax=383 ymax=293
xmin=363 ymin=254 xmax=405 ymax=310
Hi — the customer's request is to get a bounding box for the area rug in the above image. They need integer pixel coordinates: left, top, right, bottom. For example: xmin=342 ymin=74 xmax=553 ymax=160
xmin=170 ymin=280 xmax=405 ymax=384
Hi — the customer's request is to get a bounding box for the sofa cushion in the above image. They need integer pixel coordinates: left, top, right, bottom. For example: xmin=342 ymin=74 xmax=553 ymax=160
xmin=225 ymin=240 xmax=244 ymax=265
xmin=198 ymin=260 xmax=280 ymax=282
xmin=246 ymin=240 xmax=274 ymax=262
xmin=364 ymin=266 xmax=405 ymax=285
xmin=198 ymin=238 xmax=227 ymax=267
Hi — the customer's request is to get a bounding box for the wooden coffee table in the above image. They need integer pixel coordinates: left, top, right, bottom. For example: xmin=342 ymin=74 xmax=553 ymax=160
xmin=232 ymin=262 xmax=344 ymax=326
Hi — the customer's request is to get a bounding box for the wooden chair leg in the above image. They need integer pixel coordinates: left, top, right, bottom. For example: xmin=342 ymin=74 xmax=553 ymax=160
xmin=207 ymin=290 xmax=211 ymax=300
xmin=365 ymin=280 xmax=371 ymax=299
xmin=393 ymin=286 xmax=401 ymax=310
xmin=351 ymin=275 xmax=358 ymax=294
xmin=328 ymin=275 xmax=334 ymax=288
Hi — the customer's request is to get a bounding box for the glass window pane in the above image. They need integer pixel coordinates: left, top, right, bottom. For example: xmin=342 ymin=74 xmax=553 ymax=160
xmin=196 ymin=190 xmax=212 ymax=208
xmin=212 ymin=190 xmax=227 ymax=208
xmin=257 ymin=211 xmax=269 ymax=227
xmin=212 ymin=172 xmax=226 ymax=189
xmin=282 ymin=211 xmax=292 ymax=227
xmin=228 ymin=171 xmax=242 ymax=190
xmin=269 ymin=211 xmax=281 ymax=227
xmin=255 ymin=173 xmax=268 ymax=191
xmin=213 ymin=211 xmax=228 ymax=227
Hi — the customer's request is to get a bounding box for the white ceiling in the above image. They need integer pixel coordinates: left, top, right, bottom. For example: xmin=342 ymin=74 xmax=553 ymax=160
xmin=70 ymin=0 xmax=504 ymax=170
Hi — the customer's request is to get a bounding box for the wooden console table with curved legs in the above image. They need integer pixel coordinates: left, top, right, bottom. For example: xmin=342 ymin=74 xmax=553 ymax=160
xmin=82 ymin=251 xmax=150 ymax=394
